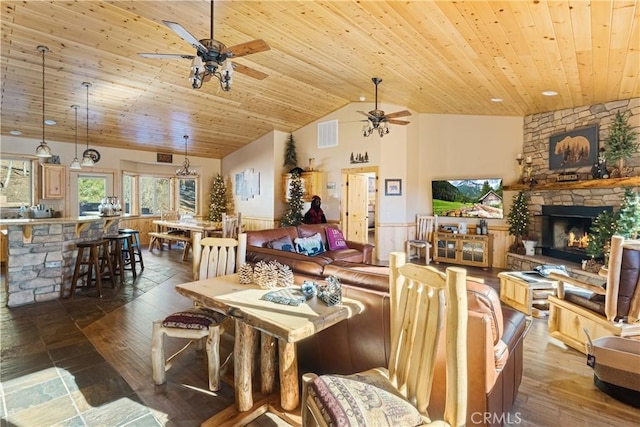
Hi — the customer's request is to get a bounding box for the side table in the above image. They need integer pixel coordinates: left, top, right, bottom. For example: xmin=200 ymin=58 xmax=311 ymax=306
xmin=498 ymin=271 xmax=557 ymax=318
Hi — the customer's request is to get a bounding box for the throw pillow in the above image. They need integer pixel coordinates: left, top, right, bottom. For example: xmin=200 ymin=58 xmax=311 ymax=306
xmin=294 ymin=233 xmax=325 ymax=256
xmin=267 ymin=235 xmax=296 ymax=252
xmin=326 ymin=227 xmax=348 ymax=250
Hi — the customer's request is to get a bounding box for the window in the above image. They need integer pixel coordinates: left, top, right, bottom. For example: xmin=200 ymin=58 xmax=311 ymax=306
xmin=177 ymin=178 xmax=197 ymax=215
xmin=122 ymin=174 xmax=133 ymax=214
xmin=140 ymin=176 xmax=170 ymax=215
xmin=0 ymin=158 xmax=35 ymax=207
xmin=78 ymin=175 xmax=107 ymax=215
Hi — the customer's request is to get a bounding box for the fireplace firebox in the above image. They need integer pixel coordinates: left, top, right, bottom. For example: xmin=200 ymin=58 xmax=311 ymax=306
xmin=540 ymin=205 xmax=613 ymax=263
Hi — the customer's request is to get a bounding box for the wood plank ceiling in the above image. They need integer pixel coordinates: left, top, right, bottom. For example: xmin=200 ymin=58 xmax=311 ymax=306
xmin=1 ymin=1 xmax=638 ymax=159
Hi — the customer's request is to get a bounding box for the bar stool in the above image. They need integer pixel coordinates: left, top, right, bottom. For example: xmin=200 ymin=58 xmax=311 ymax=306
xmin=119 ymin=228 xmax=144 ymax=272
xmin=67 ymin=239 xmax=115 ymax=298
xmin=104 ymin=233 xmax=136 ymax=285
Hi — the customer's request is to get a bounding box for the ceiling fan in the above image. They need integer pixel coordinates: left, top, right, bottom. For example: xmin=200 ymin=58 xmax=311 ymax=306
xmin=358 ymin=77 xmax=411 ymax=137
xmin=138 ymin=0 xmax=270 ymax=91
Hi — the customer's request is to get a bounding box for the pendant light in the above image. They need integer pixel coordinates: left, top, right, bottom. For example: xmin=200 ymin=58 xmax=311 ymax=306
xmin=176 ymin=135 xmax=196 ymax=176
xmin=69 ymin=105 xmax=82 ymax=170
xmin=81 ymin=82 xmax=95 ymax=167
xmin=35 ymin=45 xmax=52 ymax=158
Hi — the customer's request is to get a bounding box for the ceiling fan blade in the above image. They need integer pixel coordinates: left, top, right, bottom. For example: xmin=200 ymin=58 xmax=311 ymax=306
xmin=223 ymin=39 xmax=270 ymax=58
xmin=231 ymin=62 xmax=269 ymax=80
xmin=383 ymin=110 xmax=412 ymax=119
xmin=163 ymin=20 xmax=208 ymax=55
xmin=386 ymin=119 xmax=411 ymax=125
xmin=138 ymin=53 xmax=195 ymax=59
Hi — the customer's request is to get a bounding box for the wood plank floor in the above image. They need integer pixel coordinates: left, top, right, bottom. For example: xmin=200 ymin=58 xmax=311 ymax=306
xmin=1 ymin=248 xmax=639 ymax=426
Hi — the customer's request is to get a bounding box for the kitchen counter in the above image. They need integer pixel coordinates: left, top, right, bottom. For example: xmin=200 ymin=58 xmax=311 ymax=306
xmin=2 ymin=216 xmax=123 ymax=307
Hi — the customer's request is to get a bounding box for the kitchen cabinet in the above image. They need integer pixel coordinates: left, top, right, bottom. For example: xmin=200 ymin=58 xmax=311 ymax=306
xmin=434 ymin=232 xmax=493 ymax=269
xmin=41 ymin=164 xmax=66 ymax=199
xmin=282 ymin=171 xmax=322 ymax=202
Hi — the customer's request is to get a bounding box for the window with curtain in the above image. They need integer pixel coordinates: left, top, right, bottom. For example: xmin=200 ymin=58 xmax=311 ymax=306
xmin=0 ymin=158 xmax=34 ymax=207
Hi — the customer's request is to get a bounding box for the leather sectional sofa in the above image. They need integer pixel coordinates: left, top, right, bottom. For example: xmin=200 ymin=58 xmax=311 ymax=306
xmin=244 ymin=225 xmax=528 ymax=426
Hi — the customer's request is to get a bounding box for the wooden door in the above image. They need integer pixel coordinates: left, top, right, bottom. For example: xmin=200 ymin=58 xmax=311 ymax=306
xmin=345 ymin=174 xmax=368 ymax=243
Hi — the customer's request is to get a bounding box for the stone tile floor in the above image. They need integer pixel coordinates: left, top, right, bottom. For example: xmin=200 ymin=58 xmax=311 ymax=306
xmin=0 ymin=250 xmax=172 ymax=427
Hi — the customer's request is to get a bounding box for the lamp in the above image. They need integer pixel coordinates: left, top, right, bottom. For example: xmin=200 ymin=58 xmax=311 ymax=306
xmin=81 ymin=82 xmax=95 ymax=167
xmin=363 ymin=120 xmax=388 ymax=138
xmin=35 ymin=45 xmax=52 ymax=158
xmin=176 ymin=135 xmax=196 ymax=176
xmin=69 ymin=105 xmax=82 ymax=170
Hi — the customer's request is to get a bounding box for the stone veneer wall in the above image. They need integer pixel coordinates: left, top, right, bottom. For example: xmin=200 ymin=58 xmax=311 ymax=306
xmin=6 ymin=219 xmax=120 ymax=306
xmin=520 ymin=98 xmax=640 ymax=239
xmin=523 ymin=97 xmax=639 ymax=183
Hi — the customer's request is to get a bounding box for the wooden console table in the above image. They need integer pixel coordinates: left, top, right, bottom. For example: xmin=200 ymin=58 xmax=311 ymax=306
xmin=434 ymin=232 xmax=493 ymax=269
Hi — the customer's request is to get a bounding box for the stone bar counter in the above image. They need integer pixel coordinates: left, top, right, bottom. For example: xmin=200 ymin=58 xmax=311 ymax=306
xmin=0 ymin=216 xmax=121 ymax=307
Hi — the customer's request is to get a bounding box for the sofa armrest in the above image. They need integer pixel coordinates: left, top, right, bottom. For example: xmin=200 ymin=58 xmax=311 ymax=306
xmin=345 ymin=240 xmax=374 ymax=264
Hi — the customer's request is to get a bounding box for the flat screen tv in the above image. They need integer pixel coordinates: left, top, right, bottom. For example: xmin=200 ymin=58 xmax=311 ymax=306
xmin=431 ymin=178 xmax=504 ymax=218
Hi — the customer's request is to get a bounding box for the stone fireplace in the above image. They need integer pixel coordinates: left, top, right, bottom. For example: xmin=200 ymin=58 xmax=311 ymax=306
xmin=539 ymin=205 xmax=613 ymax=263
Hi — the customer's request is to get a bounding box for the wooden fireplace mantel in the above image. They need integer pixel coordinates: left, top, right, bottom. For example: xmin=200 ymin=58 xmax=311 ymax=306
xmin=504 ymin=176 xmax=640 ymax=192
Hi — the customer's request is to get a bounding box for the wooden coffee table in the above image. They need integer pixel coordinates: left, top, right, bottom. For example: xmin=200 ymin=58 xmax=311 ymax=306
xmin=498 ymin=271 xmax=557 ymax=318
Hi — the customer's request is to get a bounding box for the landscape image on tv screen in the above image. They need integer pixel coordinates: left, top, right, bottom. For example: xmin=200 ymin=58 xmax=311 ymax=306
xmin=431 ymin=178 xmax=504 ymax=218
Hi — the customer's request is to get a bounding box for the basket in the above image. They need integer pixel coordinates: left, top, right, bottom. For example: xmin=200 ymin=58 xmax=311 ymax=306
xmin=318 ymin=276 xmax=342 ymax=306
xmin=585 ymin=332 xmax=640 ymax=392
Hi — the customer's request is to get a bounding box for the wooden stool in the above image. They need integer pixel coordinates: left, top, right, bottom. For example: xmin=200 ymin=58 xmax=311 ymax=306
xmin=104 ymin=234 xmax=136 ymax=284
xmin=119 ymin=228 xmax=144 ymax=272
xmin=67 ymin=239 xmax=114 ymax=298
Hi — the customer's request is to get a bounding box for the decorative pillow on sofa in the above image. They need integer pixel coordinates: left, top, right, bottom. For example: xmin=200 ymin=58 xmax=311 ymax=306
xmin=326 ymin=227 xmax=348 ymax=250
xmin=294 ymin=233 xmax=325 ymax=256
xmin=267 ymin=235 xmax=296 ymax=252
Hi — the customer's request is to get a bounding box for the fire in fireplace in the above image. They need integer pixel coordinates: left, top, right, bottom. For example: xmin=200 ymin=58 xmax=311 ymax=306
xmin=540 ymin=205 xmax=613 ymax=263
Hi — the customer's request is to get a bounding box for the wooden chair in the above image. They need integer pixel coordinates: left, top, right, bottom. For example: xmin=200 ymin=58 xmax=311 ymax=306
xmin=406 ymin=214 xmax=438 ymax=264
xmin=151 ymin=233 xmax=247 ymax=391
xmin=301 ymin=251 xmax=468 ymax=427
xmin=548 ymin=235 xmax=640 ymax=353
xmin=221 ymin=212 xmax=242 ymax=238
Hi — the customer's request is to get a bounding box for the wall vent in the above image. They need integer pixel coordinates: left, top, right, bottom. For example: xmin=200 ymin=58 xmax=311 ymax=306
xmin=317 ymin=120 xmax=338 ymax=148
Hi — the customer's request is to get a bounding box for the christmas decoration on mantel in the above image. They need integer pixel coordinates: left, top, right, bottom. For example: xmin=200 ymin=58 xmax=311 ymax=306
xmin=604 ymin=111 xmax=638 ymax=178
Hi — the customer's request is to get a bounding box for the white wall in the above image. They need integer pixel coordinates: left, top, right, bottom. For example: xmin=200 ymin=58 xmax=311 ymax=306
xmin=1 ymin=135 xmax=220 ymax=215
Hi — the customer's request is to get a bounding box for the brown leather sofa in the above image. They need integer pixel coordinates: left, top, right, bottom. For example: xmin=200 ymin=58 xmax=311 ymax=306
xmin=245 ymin=224 xmax=375 ymax=276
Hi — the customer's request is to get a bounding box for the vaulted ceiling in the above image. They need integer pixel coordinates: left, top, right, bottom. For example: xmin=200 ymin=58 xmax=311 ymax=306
xmin=1 ymin=1 xmax=638 ymax=159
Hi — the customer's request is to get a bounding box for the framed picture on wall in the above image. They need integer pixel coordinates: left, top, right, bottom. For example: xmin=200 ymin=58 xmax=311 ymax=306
xmin=548 ymin=125 xmax=598 ymax=170
xmin=385 ymin=179 xmax=402 ymax=196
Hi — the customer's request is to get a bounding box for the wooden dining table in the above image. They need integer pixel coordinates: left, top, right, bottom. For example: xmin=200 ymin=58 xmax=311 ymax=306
xmin=152 ymin=219 xmax=221 ymax=278
xmin=175 ymin=274 xmax=364 ymax=426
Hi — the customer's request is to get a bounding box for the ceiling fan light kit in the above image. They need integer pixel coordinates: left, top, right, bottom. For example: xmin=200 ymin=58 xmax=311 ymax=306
xmin=358 ymin=77 xmax=411 ymax=138
xmin=35 ymin=45 xmax=52 ymax=158
xmin=139 ymin=0 xmax=269 ymax=92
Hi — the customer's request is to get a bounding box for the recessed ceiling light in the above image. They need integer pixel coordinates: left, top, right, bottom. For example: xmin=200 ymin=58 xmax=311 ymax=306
xmin=359 ymin=96 xmax=366 ymax=102
xmin=9 ymin=130 xmax=22 ymax=135
xmin=44 ymin=119 xmax=56 ymax=125
xmin=490 ymin=98 xmax=503 ymax=103
xmin=542 ymin=90 xmax=558 ymax=96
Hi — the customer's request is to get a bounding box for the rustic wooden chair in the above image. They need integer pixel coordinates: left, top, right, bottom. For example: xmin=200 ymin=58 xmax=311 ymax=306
xmin=221 ymin=212 xmax=242 ymax=238
xmin=406 ymin=214 xmax=438 ymax=264
xmin=151 ymin=234 xmax=247 ymax=391
xmin=548 ymin=235 xmax=640 ymax=353
xmin=301 ymin=251 xmax=468 ymax=427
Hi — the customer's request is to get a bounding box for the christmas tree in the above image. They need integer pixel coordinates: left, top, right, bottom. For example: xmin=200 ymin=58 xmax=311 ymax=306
xmin=280 ymin=171 xmax=304 ymax=226
xmin=507 ymin=191 xmax=529 ymax=253
xmin=208 ymin=173 xmax=227 ymax=222
xmin=616 ymin=188 xmax=640 ymax=239
xmin=283 ymin=134 xmax=298 ymax=170
xmin=604 ymin=111 xmax=638 ymax=175
xmin=586 ymin=210 xmax=616 ymax=259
